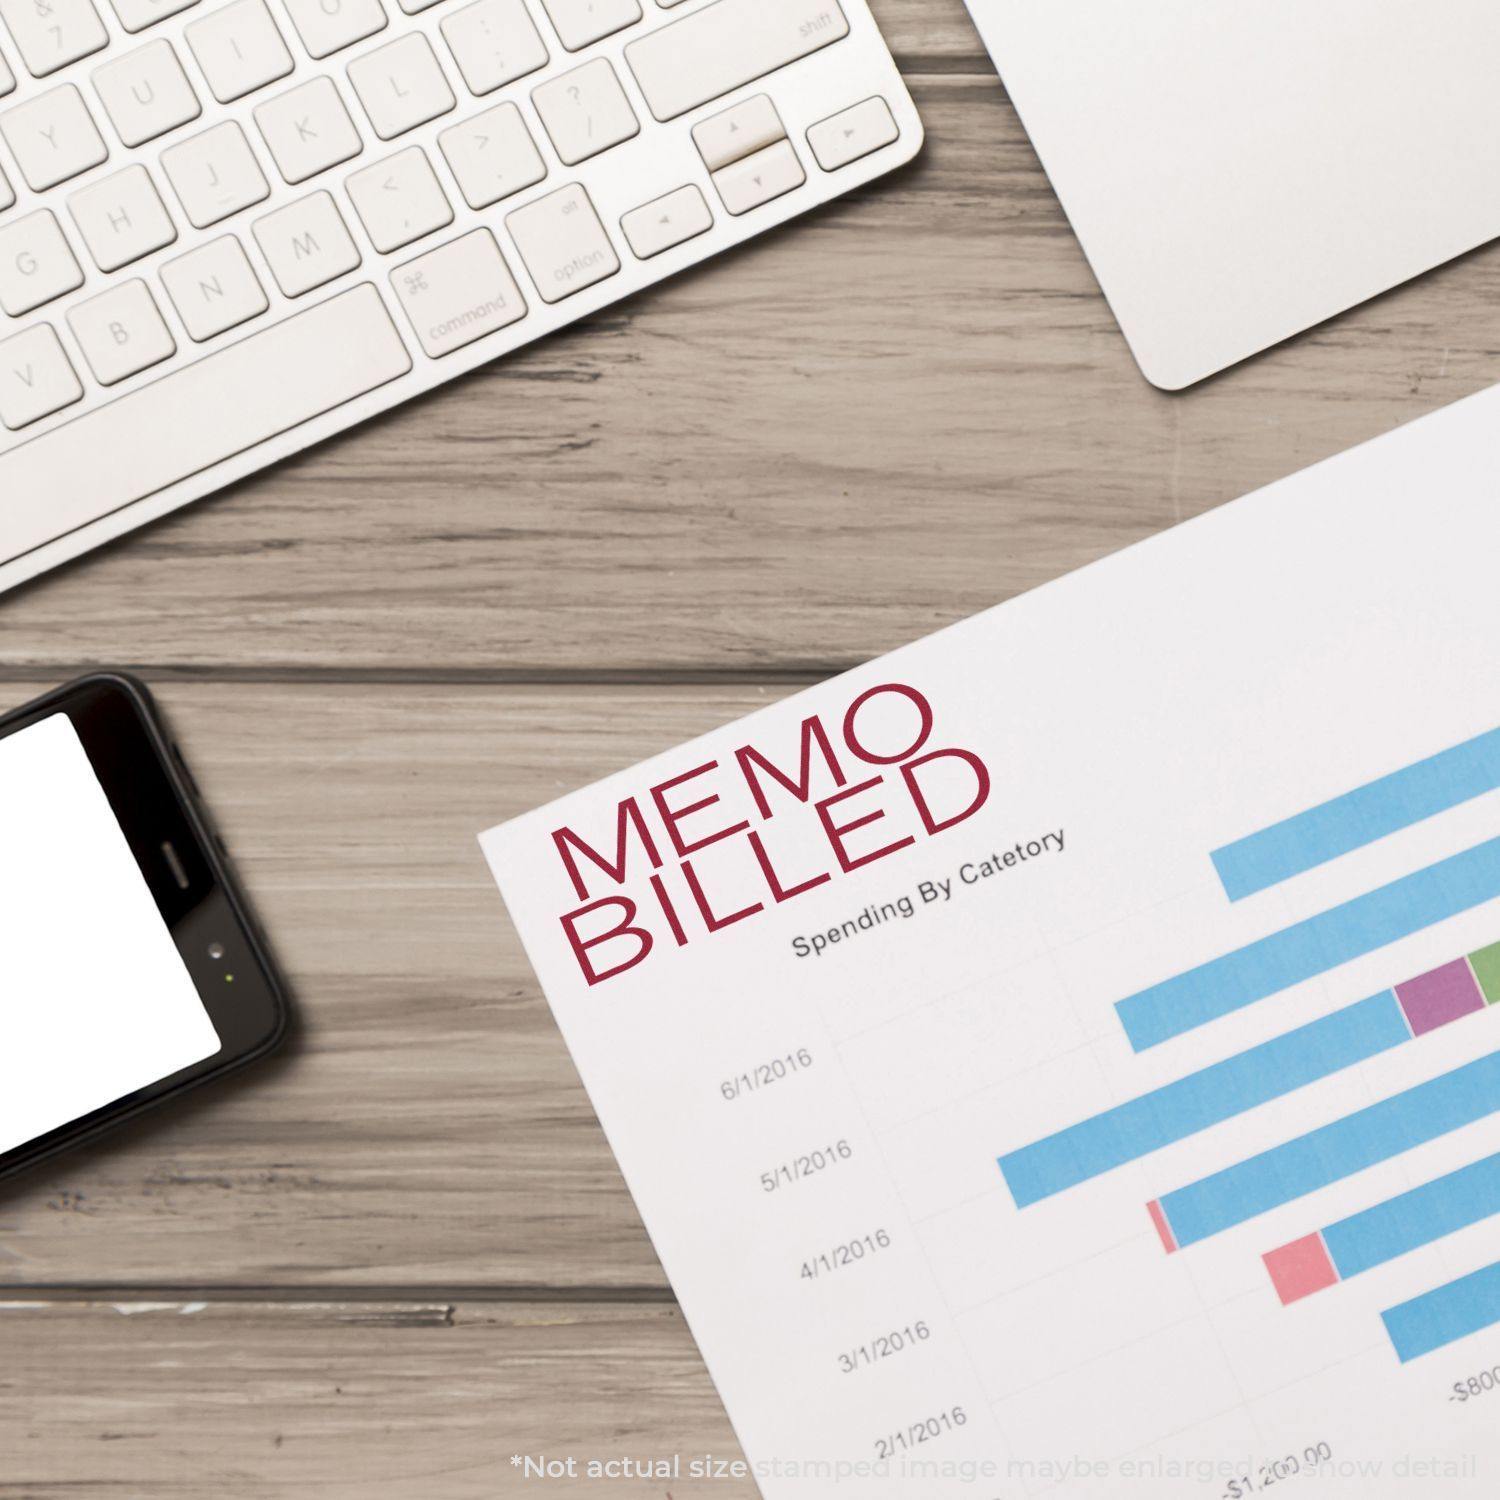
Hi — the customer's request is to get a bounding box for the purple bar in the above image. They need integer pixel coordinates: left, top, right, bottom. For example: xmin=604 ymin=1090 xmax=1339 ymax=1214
xmin=1395 ymin=959 xmax=1485 ymax=1037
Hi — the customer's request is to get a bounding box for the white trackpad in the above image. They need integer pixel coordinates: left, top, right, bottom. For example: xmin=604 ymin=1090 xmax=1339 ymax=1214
xmin=964 ymin=0 xmax=1500 ymax=387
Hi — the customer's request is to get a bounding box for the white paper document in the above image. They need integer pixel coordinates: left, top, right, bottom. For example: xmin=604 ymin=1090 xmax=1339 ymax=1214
xmin=482 ymin=387 xmax=1500 ymax=1498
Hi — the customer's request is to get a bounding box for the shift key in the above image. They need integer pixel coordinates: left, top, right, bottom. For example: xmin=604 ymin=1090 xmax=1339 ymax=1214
xmin=626 ymin=0 xmax=849 ymax=122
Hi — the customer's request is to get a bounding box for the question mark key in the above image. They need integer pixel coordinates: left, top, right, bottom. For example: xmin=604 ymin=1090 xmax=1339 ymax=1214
xmin=532 ymin=58 xmax=641 ymax=166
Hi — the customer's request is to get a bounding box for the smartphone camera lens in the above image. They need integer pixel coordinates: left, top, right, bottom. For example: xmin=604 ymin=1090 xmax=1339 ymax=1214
xmin=208 ymin=942 xmax=225 ymax=961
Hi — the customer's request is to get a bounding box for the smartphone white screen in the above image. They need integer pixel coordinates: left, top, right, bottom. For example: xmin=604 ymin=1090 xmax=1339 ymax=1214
xmin=0 ymin=713 xmax=221 ymax=1156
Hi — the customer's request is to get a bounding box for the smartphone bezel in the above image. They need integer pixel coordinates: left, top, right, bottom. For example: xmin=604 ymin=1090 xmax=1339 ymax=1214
xmin=0 ymin=672 xmax=288 ymax=1183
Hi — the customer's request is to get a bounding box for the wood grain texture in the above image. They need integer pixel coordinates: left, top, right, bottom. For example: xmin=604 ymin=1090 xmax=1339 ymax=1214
xmin=7 ymin=2 xmax=1495 ymax=1488
xmin=0 ymin=1299 xmax=748 ymax=1498
xmin=0 ymin=680 xmax=778 ymax=1290
xmin=868 ymin=0 xmax=994 ymax=66
xmin=6 ymin=63 xmax=1496 ymax=676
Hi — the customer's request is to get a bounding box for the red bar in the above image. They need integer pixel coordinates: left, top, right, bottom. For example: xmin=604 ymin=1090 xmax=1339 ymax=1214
xmin=1148 ymin=1198 xmax=1178 ymax=1254
xmin=1264 ymin=1231 xmax=1340 ymax=1304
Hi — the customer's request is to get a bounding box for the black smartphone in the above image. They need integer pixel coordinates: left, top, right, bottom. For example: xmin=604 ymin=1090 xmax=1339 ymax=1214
xmin=0 ymin=673 xmax=288 ymax=1183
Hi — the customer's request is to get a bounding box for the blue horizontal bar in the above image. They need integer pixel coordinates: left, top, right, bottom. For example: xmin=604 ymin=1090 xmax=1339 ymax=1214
xmin=1384 ymin=1259 xmax=1500 ymax=1363
xmin=1117 ymin=835 xmax=1500 ymax=1052
xmin=1212 ymin=726 xmax=1500 ymax=902
xmin=1156 ymin=1049 xmax=1500 ymax=1249
xmin=1000 ymin=992 xmax=1410 ymax=1208
xmin=1325 ymin=1152 xmax=1500 ymax=1281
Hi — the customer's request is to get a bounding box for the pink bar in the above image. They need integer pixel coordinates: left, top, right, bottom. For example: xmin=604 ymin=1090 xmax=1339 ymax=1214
xmin=1394 ymin=958 xmax=1485 ymax=1037
xmin=1264 ymin=1231 xmax=1340 ymax=1305
xmin=1148 ymin=1199 xmax=1178 ymax=1254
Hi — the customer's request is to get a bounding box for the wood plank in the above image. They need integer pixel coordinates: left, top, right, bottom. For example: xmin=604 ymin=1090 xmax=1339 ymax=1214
xmin=7 ymin=74 xmax=1496 ymax=676
xmin=0 ymin=679 xmax=781 ymax=1290
xmin=871 ymin=0 xmax=994 ymax=66
xmin=0 ymin=1298 xmax=750 ymax=1498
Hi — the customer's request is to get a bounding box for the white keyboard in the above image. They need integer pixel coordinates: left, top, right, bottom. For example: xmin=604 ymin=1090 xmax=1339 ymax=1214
xmin=0 ymin=0 xmax=921 ymax=590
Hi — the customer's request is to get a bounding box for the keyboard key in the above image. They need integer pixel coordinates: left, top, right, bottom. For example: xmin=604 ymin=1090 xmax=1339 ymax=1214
xmin=347 ymin=145 xmax=452 ymax=252
xmin=347 ymin=33 xmax=455 ymax=139
xmin=186 ymin=0 xmax=293 ymax=104
xmin=93 ymin=40 xmax=201 ymax=148
xmin=0 ymin=0 xmax=106 ymax=78
xmin=253 ymin=189 xmax=360 ymax=295
xmin=0 ymin=49 xmax=14 ymax=94
xmin=107 ymin=0 xmax=199 ymax=33
xmin=620 ymin=183 xmax=710 ymax=259
xmin=69 ymin=164 xmax=177 ymax=271
xmin=539 ymin=0 xmax=638 ymax=51
xmin=505 ymin=181 xmax=616 ymax=303
xmin=693 ymin=94 xmax=784 ymax=172
xmin=0 ymin=164 xmax=11 ymax=210
xmin=713 ymin=138 xmax=804 ymax=215
xmin=160 ymin=234 xmax=268 ymax=339
xmin=391 ymin=226 xmax=525 ymax=356
xmin=67 ymin=277 xmax=176 ymax=384
xmin=438 ymin=100 xmax=544 ymax=209
xmin=0 ymin=323 xmax=82 ymax=430
xmin=254 ymin=76 xmax=363 ymax=184
xmin=0 ymin=210 xmax=83 ymax=315
xmin=281 ymin=0 xmax=386 ymax=59
xmin=532 ymin=59 xmax=637 ymax=166
xmin=440 ymin=0 xmax=547 ymax=97
xmin=807 ymin=95 xmax=897 ymax=171
xmin=161 ymin=120 xmax=270 ymax=227
xmin=396 ymin=0 xmax=443 ymax=12
xmin=1 ymin=85 xmax=108 ymax=191
xmin=0 ymin=284 xmax=412 ymax=564
xmin=626 ymin=0 xmax=848 ymax=122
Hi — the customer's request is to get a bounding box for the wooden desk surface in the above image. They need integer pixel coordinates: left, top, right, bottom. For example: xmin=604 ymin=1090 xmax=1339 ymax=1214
xmin=6 ymin=1 xmax=1500 ymax=1491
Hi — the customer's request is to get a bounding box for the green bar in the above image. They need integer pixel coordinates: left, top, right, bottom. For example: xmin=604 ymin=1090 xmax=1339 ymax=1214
xmin=1471 ymin=942 xmax=1500 ymax=1005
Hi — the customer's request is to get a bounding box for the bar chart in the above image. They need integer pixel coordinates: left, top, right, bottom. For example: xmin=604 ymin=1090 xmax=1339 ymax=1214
xmin=498 ymin=458 xmax=1500 ymax=1498
xmin=1115 ymin=837 xmax=1500 ymax=1050
xmin=1265 ymin=1153 xmax=1500 ymax=1304
xmin=1384 ymin=1260 xmax=1500 ymax=1363
xmin=1211 ymin=724 xmax=1500 ymax=901
xmin=1002 ymin=727 xmax=1500 ymax=1369
xmin=1149 ymin=1049 xmax=1500 ymax=1253
xmin=1002 ymin=948 xmax=1499 ymax=1209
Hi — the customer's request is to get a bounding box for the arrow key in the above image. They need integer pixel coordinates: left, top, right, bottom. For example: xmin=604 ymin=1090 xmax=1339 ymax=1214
xmin=620 ymin=184 xmax=712 ymax=260
xmin=692 ymin=93 xmax=784 ymax=173
xmin=712 ymin=138 xmax=805 ymax=217
xmin=807 ymin=95 xmax=899 ymax=172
